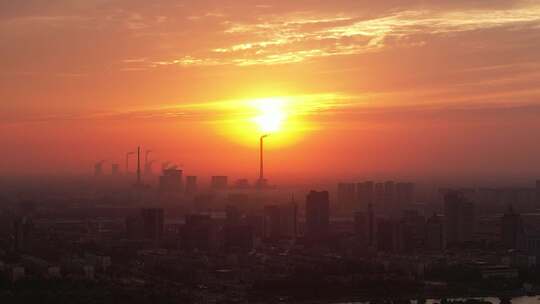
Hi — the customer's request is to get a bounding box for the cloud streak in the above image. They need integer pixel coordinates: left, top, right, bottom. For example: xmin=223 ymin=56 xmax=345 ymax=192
xmin=146 ymin=4 xmax=540 ymax=67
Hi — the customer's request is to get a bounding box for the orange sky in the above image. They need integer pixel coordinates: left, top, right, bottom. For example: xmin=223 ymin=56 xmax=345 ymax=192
xmin=2 ymin=0 xmax=540 ymax=182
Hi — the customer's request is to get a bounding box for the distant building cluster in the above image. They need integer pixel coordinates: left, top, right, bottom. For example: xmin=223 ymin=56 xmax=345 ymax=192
xmin=2 ymin=174 xmax=540 ymax=301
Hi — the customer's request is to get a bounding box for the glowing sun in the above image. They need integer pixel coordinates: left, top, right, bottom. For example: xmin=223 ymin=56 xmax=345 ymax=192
xmin=251 ymin=97 xmax=286 ymax=133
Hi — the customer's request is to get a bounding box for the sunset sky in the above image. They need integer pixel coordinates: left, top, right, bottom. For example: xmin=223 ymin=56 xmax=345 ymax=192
xmin=2 ymin=0 xmax=540 ymax=182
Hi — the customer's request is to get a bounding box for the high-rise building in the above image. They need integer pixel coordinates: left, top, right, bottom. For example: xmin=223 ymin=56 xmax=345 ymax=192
xmin=181 ymin=214 xmax=218 ymax=251
xmin=374 ymin=182 xmax=385 ymax=207
xmin=384 ymin=181 xmax=395 ymax=213
xmin=211 ymin=176 xmax=228 ymax=190
xmin=224 ymin=225 xmax=254 ymax=250
xmin=234 ymin=179 xmax=250 ymax=189
xmin=337 ymin=182 xmax=356 ymax=211
xmin=227 ymin=193 xmax=248 ymax=203
xmin=263 ymin=205 xmax=281 ymax=239
xmin=185 ymin=176 xmax=197 ymax=195
xmin=305 ymin=191 xmax=330 ymax=238
xmin=501 ymin=205 xmax=523 ymax=249
xmin=263 ymin=202 xmax=297 ymax=240
xmin=399 ymin=210 xmax=425 ymax=252
xmin=377 ymin=218 xmax=399 ymax=252
xmin=536 ymin=180 xmax=540 ymax=205
xmin=159 ymin=168 xmax=183 ymax=192
xmin=425 ymin=213 xmax=444 ymax=251
xmin=357 ymin=181 xmax=374 ymax=210
xmin=225 ymin=205 xmax=242 ymax=226
xmin=280 ymin=202 xmax=298 ymax=238
xmin=396 ymin=182 xmax=415 ymax=207
xmin=111 ymin=163 xmax=120 ymax=176
xmin=368 ymin=203 xmax=375 ymax=246
xmin=444 ymin=191 xmax=475 ymax=247
xmin=13 ymin=217 xmax=33 ymax=252
xmin=244 ymin=215 xmax=264 ymax=238
xmin=354 ymin=211 xmax=367 ymax=240
xmin=126 ymin=215 xmax=143 ymax=239
xmin=140 ymin=208 xmax=164 ymax=240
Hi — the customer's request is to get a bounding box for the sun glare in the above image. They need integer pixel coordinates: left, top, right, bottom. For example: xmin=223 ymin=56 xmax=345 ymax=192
xmin=216 ymin=94 xmax=335 ymax=148
xmin=252 ymin=98 xmax=286 ymax=133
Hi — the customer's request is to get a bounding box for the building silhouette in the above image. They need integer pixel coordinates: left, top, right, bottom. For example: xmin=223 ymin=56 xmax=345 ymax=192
xmin=211 ymin=176 xmax=228 ymax=190
xmin=501 ymin=205 xmax=523 ymax=249
xmin=377 ymin=218 xmax=399 ymax=252
xmin=13 ymin=217 xmax=33 ymax=252
xmin=536 ymin=180 xmax=540 ymax=204
xmin=354 ymin=211 xmax=367 ymax=240
xmin=185 ymin=176 xmax=197 ymax=195
xmin=337 ymin=182 xmax=355 ymax=212
xmin=444 ymin=190 xmax=475 ymax=247
xmin=94 ymin=162 xmax=104 ymax=176
xmin=111 ymin=163 xmax=120 ymax=176
xmin=234 ymin=178 xmax=250 ymax=189
xmin=425 ymin=213 xmax=444 ymax=251
xmin=225 ymin=205 xmax=242 ymax=226
xmin=263 ymin=205 xmax=281 ymax=240
xmin=399 ymin=210 xmax=425 ymax=252
xmin=305 ymin=191 xmax=330 ymax=239
xmin=263 ymin=202 xmax=297 ymax=240
xmin=374 ymin=182 xmax=385 ymax=207
xmin=384 ymin=181 xmax=395 ymax=214
xmin=368 ymin=203 xmax=375 ymax=247
xmin=159 ymin=168 xmax=183 ymax=192
xmin=224 ymin=225 xmax=254 ymax=250
xmin=357 ymin=181 xmax=374 ymax=210
xmin=181 ymin=214 xmax=218 ymax=251
xmin=140 ymin=208 xmax=164 ymax=240
xmin=396 ymin=182 xmax=415 ymax=207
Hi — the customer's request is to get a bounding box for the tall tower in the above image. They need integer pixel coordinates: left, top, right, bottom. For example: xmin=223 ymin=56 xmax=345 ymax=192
xmin=444 ymin=190 xmax=475 ymax=247
xmin=501 ymin=204 xmax=522 ymax=249
xmin=305 ymin=190 xmax=330 ymax=239
xmin=357 ymin=181 xmax=374 ymax=210
xmin=368 ymin=203 xmax=374 ymax=247
xmin=136 ymin=146 xmax=141 ymax=186
xmin=337 ymin=182 xmax=356 ymax=212
xmin=258 ymin=135 xmax=269 ymax=188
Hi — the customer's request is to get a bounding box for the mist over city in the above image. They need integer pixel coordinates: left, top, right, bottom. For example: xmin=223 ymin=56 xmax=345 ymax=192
xmin=2 ymin=0 xmax=540 ymax=303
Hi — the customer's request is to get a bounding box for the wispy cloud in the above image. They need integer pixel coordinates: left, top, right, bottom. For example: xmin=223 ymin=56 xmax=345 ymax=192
xmin=144 ymin=4 xmax=540 ymax=67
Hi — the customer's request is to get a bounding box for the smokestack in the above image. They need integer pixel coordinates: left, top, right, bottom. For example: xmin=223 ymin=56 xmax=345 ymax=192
xmin=137 ymin=146 xmax=141 ymax=185
xmin=259 ymin=134 xmax=268 ymax=183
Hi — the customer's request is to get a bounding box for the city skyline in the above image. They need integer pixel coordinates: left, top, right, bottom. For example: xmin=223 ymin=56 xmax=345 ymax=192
xmin=3 ymin=2 xmax=540 ymax=302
